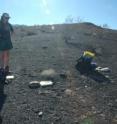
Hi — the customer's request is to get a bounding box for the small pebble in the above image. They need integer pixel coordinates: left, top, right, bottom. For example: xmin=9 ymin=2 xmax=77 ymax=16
xmin=38 ymin=112 xmax=43 ymax=117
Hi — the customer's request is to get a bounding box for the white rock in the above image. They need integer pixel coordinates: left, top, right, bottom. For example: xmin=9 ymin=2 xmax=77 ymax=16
xmin=6 ymin=75 xmax=15 ymax=79
xmin=51 ymin=25 xmax=55 ymax=30
xmin=38 ymin=111 xmax=43 ymax=117
xmin=39 ymin=81 xmax=54 ymax=87
xmin=105 ymin=75 xmax=109 ymax=78
xmin=29 ymin=81 xmax=40 ymax=88
xmin=85 ymin=85 xmax=88 ymax=88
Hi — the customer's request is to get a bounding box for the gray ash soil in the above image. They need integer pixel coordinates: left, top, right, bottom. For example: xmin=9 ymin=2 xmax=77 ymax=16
xmin=0 ymin=23 xmax=117 ymax=124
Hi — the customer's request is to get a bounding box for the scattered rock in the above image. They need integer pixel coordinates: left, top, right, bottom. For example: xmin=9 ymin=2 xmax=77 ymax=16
xmin=38 ymin=90 xmax=54 ymax=95
xmin=100 ymin=113 xmax=106 ymax=119
xmin=42 ymin=46 xmax=48 ymax=49
xmin=38 ymin=111 xmax=43 ymax=117
xmin=64 ymin=89 xmax=74 ymax=96
xmin=85 ymin=85 xmax=88 ymax=88
xmin=105 ymin=75 xmax=109 ymax=78
xmin=79 ymin=96 xmax=86 ymax=103
xmin=28 ymin=73 xmax=37 ymax=78
xmin=71 ymin=36 xmax=76 ymax=40
xmin=59 ymin=73 xmax=67 ymax=79
xmin=29 ymin=81 xmax=40 ymax=88
xmin=59 ymin=70 xmax=69 ymax=79
xmin=6 ymin=75 xmax=15 ymax=80
xmin=92 ymin=32 xmax=97 ymax=36
xmin=91 ymin=106 xmax=96 ymax=110
xmin=33 ymin=109 xmax=40 ymax=114
xmin=74 ymin=121 xmax=79 ymax=124
xmin=40 ymin=81 xmax=54 ymax=87
xmin=81 ymin=75 xmax=87 ymax=80
xmin=51 ymin=26 xmax=55 ymax=30
xmin=108 ymin=102 xmax=113 ymax=107
xmin=40 ymin=69 xmax=57 ymax=80
xmin=84 ymin=32 xmax=92 ymax=36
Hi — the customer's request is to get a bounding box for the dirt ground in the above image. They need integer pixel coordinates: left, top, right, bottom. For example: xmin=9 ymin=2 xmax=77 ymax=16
xmin=0 ymin=23 xmax=117 ymax=124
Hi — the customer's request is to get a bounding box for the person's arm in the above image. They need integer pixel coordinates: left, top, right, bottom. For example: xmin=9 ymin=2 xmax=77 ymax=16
xmin=9 ymin=23 xmax=14 ymax=35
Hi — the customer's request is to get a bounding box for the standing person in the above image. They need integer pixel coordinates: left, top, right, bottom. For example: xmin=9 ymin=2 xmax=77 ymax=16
xmin=0 ymin=13 xmax=14 ymax=75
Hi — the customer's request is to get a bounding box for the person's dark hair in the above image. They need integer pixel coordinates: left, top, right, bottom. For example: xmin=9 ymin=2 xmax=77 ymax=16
xmin=0 ymin=16 xmax=4 ymax=23
xmin=0 ymin=13 xmax=10 ymax=24
xmin=0 ymin=17 xmax=5 ymax=28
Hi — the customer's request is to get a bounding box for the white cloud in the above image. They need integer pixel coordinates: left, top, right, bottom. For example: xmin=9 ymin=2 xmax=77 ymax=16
xmin=41 ymin=0 xmax=51 ymax=15
xmin=42 ymin=0 xmax=48 ymax=7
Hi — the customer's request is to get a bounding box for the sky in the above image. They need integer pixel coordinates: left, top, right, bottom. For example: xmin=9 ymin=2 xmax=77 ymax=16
xmin=0 ymin=0 xmax=117 ymax=29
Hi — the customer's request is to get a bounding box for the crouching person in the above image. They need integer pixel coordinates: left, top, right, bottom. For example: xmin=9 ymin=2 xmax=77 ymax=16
xmin=75 ymin=51 xmax=97 ymax=74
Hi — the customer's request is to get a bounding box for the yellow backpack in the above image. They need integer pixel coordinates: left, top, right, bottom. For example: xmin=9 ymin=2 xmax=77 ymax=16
xmin=83 ymin=51 xmax=95 ymax=58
